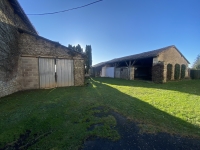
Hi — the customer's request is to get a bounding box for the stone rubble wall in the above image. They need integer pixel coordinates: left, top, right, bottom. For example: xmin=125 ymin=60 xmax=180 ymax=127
xmin=157 ymin=47 xmax=189 ymax=82
xmin=0 ymin=0 xmax=85 ymax=98
xmin=0 ymin=0 xmax=34 ymax=32
xmin=74 ymin=60 xmax=85 ymax=86
xmin=0 ymin=23 xmax=19 ymax=80
xmin=158 ymin=47 xmax=188 ymax=66
xmin=19 ymin=33 xmax=83 ymax=59
xmin=0 ymin=56 xmax=22 ymax=98
xmin=18 ymin=33 xmax=85 ymax=87
xmin=0 ymin=78 xmax=20 ymax=98
xmin=0 ymin=0 xmax=36 ymax=97
xmin=120 ymin=67 xmax=129 ymax=80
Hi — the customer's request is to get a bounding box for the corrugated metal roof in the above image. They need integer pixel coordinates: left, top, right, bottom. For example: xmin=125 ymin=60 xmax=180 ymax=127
xmin=93 ymin=45 xmax=190 ymax=67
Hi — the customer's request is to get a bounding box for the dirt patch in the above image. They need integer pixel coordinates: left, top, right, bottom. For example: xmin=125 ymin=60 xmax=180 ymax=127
xmin=83 ymin=108 xmax=200 ymax=150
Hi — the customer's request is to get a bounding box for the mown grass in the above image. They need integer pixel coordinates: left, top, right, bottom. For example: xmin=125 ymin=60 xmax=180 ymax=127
xmin=0 ymin=78 xmax=200 ymax=149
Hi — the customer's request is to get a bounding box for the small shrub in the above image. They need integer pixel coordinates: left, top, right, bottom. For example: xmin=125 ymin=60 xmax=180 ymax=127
xmin=167 ymin=64 xmax=172 ymax=81
xmin=181 ymin=64 xmax=186 ymax=79
xmin=174 ymin=64 xmax=180 ymax=80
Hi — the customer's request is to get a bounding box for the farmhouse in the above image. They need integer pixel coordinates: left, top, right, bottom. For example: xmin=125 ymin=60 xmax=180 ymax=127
xmin=93 ymin=45 xmax=190 ymax=83
xmin=0 ymin=0 xmax=85 ymax=98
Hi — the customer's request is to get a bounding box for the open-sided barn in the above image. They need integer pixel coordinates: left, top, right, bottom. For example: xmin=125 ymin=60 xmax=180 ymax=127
xmin=0 ymin=0 xmax=85 ymax=98
xmin=93 ymin=45 xmax=190 ymax=83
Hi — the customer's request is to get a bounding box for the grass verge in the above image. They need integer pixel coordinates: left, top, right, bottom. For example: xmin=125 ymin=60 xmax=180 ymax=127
xmin=0 ymin=78 xmax=200 ymax=149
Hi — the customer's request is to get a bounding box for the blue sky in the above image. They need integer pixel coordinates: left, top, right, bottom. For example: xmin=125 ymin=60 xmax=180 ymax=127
xmin=18 ymin=0 xmax=200 ymax=66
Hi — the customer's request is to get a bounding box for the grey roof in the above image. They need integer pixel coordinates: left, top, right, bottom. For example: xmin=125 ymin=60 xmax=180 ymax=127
xmin=9 ymin=0 xmax=37 ymax=34
xmin=93 ymin=45 xmax=190 ymax=67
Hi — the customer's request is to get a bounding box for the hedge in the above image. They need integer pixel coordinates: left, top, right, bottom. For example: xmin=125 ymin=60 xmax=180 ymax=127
xmin=181 ymin=64 xmax=186 ymax=79
xmin=174 ymin=64 xmax=180 ymax=80
xmin=190 ymin=70 xmax=200 ymax=79
xmin=167 ymin=64 xmax=172 ymax=81
xmin=152 ymin=62 xmax=164 ymax=83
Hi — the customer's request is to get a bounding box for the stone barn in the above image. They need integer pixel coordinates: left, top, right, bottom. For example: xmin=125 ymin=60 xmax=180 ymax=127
xmin=0 ymin=0 xmax=85 ymax=98
xmin=93 ymin=45 xmax=190 ymax=83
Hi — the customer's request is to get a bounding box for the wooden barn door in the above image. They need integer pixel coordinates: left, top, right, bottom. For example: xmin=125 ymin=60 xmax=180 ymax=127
xmin=56 ymin=59 xmax=74 ymax=87
xmin=39 ymin=58 xmax=56 ymax=88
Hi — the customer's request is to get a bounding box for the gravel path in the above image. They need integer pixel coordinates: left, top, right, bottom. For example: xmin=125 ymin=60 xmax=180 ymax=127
xmin=83 ymin=109 xmax=200 ymax=150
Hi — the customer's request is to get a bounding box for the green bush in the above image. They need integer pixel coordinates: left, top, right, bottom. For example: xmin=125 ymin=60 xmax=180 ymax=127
xmin=174 ymin=64 xmax=180 ymax=80
xmin=181 ymin=64 xmax=186 ymax=79
xmin=152 ymin=62 xmax=164 ymax=83
xmin=190 ymin=70 xmax=200 ymax=79
xmin=167 ymin=64 xmax=172 ymax=81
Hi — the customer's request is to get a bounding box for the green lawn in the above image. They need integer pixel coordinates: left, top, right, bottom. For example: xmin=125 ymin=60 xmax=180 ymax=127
xmin=0 ymin=78 xmax=200 ymax=149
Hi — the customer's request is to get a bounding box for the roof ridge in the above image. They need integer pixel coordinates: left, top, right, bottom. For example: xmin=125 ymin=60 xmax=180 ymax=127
xmin=113 ymin=45 xmax=174 ymax=60
xmin=93 ymin=45 xmax=178 ymax=67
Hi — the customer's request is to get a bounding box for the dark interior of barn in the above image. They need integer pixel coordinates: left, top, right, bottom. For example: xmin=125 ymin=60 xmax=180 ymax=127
xmin=115 ymin=57 xmax=153 ymax=80
xmin=133 ymin=58 xmax=153 ymax=80
xmin=93 ymin=57 xmax=154 ymax=81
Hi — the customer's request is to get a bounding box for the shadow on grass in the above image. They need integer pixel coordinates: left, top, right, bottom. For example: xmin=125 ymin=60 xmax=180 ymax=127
xmin=82 ymin=78 xmax=200 ymax=149
xmin=88 ymin=77 xmax=200 ymax=138
xmin=0 ymin=77 xmax=200 ymax=149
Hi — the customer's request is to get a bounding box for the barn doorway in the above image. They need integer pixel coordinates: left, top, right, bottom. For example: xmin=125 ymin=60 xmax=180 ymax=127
xmin=39 ymin=58 xmax=74 ymax=89
xmin=133 ymin=58 xmax=153 ymax=80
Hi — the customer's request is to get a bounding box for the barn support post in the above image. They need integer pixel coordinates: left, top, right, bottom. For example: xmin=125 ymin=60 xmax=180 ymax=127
xmin=131 ymin=60 xmax=136 ymax=66
xmin=129 ymin=67 xmax=135 ymax=80
xmin=126 ymin=60 xmax=135 ymax=80
xmin=114 ymin=62 xmax=121 ymax=78
xmin=128 ymin=61 xmax=131 ymax=80
xmin=125 ymin=61 xmax=129 ymax=67
xmin=114 ymin=63 xmax=117 ymax=78
xmin=125 ymin=61 xmax=130 ymax=80
xmin=163 ymin=62 xmax=167 ymax=83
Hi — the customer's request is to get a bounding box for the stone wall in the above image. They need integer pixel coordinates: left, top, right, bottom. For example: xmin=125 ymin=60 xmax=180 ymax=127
xmin=0 ymin=0 xmax=85 ymax=98
xmin=157 ymin=47 xmax=189 ymax=82
xmin=0 ymin=0 xmax=36 ymax=97
xmin=74 ymin=60 xmax=85 ymax=86
xmin=120 ymin=67 xmax=129 ymax=80
xmin=19 ymin=33 xmax=83 ymax=59
xmin=114 ymin=67 xmax=134 ymax=80
xmin=0 ymin=57 xmax=22 ymax=97
xmin=0 ymin=0 xmax=27 ymax=80
xmin=0 ymin=23 xmax=19 ymax=80
xmin=0 ymin=77 xmax=20 ymax=97
xmin=0 ymin=0 xmax=34 ymax=32
xmin=19 ymin=33 xmax=85 ymax=87
xmin=21 ymin=57 xmax=39 ymax=90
